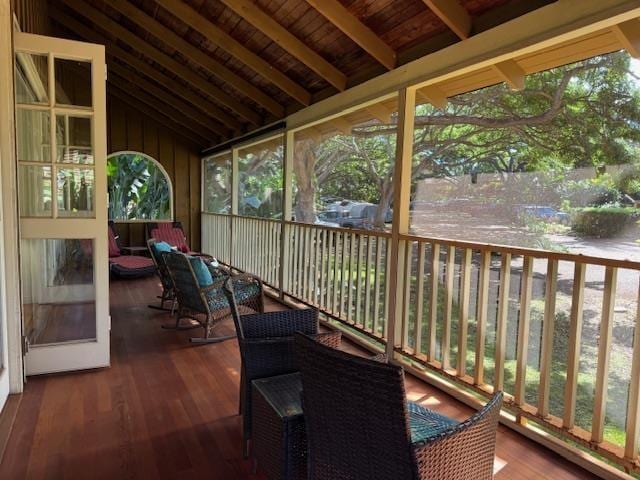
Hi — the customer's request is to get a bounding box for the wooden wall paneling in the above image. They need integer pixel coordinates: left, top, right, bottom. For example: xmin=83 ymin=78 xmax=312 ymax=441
xmin=173 ymin=143 xmax=191 ymax=247
xmin=189 ymin=152 xmax=201 ymax=252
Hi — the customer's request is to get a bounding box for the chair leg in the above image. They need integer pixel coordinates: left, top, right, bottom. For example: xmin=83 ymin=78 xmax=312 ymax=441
xmin=189 ymin=314 xmax=235 ymax=343
xmin=162 ymin=309 xmax=200 ymax=330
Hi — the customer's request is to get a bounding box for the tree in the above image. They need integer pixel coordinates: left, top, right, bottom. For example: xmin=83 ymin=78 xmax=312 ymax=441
xmin=292 ymin=51 xmax=640 ymax=228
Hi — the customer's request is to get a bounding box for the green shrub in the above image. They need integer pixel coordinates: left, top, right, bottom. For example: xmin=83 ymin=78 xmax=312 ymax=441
xmin=571 ymin=206 xmax=637 ymax=238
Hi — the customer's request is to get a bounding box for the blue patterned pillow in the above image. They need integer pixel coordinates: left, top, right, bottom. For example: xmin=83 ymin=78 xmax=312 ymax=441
xmin=154 ymin=241 xmax=172 ymax=253
xmin=189 ymin=256 xmax=213 ymax=287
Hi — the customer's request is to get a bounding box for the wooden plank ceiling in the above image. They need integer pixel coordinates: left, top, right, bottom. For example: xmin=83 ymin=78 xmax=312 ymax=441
xmin=48 ymin=0 xmax=557 ymax=148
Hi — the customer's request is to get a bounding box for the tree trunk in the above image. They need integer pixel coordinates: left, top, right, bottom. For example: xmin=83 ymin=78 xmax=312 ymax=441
xmin=373 ymin=179 xmax=394 ymax=228
xmin=293 ymin=139 xmax=317 ymax=223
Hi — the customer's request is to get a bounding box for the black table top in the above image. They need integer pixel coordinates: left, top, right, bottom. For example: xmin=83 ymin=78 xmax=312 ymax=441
xmin=252 ymin=372 xmax=303 ymax=419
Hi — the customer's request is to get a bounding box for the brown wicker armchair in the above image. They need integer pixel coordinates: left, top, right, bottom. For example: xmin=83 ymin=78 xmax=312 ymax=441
xmin=223 ymin=274 xmax=342 ymax=458
xmin=294 ymin=333 xmax=503 ymax=480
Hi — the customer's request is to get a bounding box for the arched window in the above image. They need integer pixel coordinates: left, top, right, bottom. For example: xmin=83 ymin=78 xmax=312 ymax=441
xmin=107 ymin=151 xmax=173 ymax=221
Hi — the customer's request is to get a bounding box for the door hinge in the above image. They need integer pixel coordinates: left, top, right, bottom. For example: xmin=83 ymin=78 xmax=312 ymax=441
xmin=22 ymin=335 xmax=29 ymax=355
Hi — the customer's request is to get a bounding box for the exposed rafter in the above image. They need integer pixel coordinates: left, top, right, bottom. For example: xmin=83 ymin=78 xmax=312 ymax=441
xmin=108 ymin=83 xmax=207 ymax=148
xmin=107 ymin=0 xmax=284 ymax=118
xmin=50 ymin=7 xmax=241 ymax=135
xmin=60 ymin=0 xmax=262 ymax=126
xmin=304 ymin=0 xmax=396 ymax=70
xmin=108 ymin=63 xmax=226 ymax=139
xmin=155 ymin=0 xmax=313 ymax=106
xmin=422 ymin=0 xmax=472 ymax=40
xmin=612 ymin=19 xmax=640 ymax=58
xmin=492 ymin=59 xmax=526 ymax=90
xmin=219 ymin=0 xmax=347 ymax=90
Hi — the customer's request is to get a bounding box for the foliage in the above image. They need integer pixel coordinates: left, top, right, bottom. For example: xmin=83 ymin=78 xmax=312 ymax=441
xmin=107 ymin=153 xmax=171 ymax=220
xmin=238 ymin=145 xmax=283 ymax=218
xmin=571 ymin=206 xmax=637 ymax=238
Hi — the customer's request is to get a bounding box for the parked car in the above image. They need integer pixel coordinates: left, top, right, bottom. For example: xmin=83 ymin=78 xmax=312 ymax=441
xmin=337 ymin=203 xmax=392 ymax=229
xmin=517 ymin=205 xmax=570 ymax=223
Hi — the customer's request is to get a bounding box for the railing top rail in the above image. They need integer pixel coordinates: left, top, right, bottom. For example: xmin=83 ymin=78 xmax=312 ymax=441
xmin=401 ymin=233 xmax=640 ymax=270
xmin=283 ymin=220 xmax=392 ymax=238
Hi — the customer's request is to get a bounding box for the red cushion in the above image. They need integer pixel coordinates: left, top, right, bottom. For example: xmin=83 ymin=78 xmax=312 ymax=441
xmin=109 ymin=255 xmax=154 ymax=269
xmin=151 ymin=224 xmax=189 ymax=251
xmin=108 ymin=228 xmax=121 ymax=257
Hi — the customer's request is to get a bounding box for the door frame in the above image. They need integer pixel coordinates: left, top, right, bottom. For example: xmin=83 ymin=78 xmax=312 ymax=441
xmin=0 ymin=0 xmax=25 ymax=411
xmin=13 ymin=31 xmax=109 ymax=375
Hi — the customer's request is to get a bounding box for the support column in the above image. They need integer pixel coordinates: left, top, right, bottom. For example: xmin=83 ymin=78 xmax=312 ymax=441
xmin=385 ymin=87 xmax=416 ymax=360
xmin=279 ymin=129 xmax=294 ymax=297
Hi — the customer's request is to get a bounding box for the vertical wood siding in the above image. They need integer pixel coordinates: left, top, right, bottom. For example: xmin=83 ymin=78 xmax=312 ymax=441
xmin=107 ymin=96 xmax=202 ymax=250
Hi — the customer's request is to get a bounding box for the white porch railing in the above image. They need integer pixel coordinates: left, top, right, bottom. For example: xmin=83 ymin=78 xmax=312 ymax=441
xmin=202 ymin=211 xmax=640 ymax=475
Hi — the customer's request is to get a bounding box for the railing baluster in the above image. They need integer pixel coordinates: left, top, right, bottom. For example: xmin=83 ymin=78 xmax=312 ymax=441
xmin=592 ymin=266 xmax=618 ymax=443
xmin=494 ymin=252 xmax=512 ymax=393
xmin=515 ymin=255 xmax=533 ymax=406
xmin=428 ymin=242 xmax=441 ymax=363
xmin=564 ymin=262 xmax=586 ymax=430
xmin=326 ymin=230 xmax=334 ymax=312
xmin=474 ymin=250 xmax=491 ymax=386
xmin=414 ymin=242 xmax=426 ymax=357
xmin=384 ymin=238 xmax=392 ymax=339
xmin=355 ymin=234 xmax=364 ymax=326
xmin=625 ymin=277 xmax=640 ymax=460
xmin=401 ymin=241 xmax=413 ymax=351
xmin=457 ymin=248 xmax=472 ymax=377
xmin=333 ymin=231 xmax=341 ymax=315
xmin=373 ymin=237 xmax=382 ymax=336
xmin=315 ymin=227 xmax=322 ymax=305
xmin=305 ymin=227 xmax=312 ymax=301
xmin=346 ymin=233 xmax=355 ymax=323
xmin=538 ymin=259 xmax=558 ymax=417
xmin=364 ymin=236 xmax=373 ymax=333
xmin=340 ymin=231 xmax=348 ymax=317
xmin=442 ymin=245 xmax=456 ymax=370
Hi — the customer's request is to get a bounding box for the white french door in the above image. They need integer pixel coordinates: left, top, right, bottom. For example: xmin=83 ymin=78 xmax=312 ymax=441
xmin=14 ymin=32 xmax=109 ymax=375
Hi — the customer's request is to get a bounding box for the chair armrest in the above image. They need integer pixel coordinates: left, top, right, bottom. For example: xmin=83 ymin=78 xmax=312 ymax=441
xmin=240 ymin=308 xmax=319 ymax=338
xmin=314 ymin=331 xmax=342 ymax=349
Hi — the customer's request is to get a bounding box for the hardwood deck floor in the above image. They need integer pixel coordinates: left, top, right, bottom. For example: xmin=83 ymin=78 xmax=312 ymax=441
xmin=0 ymin=276 xmax=598 ymax=479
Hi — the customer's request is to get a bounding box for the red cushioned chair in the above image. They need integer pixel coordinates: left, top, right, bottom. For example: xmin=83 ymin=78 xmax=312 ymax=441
xmin=108 ymin=222 xmax=156 ymax=278
xmin=145 ymin=221 xmax=211 ymax=259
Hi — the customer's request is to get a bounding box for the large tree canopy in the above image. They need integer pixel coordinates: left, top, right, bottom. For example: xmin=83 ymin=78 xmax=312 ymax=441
xmin=291 ymin=51 xmax=640 ymax=228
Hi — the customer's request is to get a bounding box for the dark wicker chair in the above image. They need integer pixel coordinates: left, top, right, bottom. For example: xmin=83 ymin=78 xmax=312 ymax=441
xmin=164 ymin=252 xmax=264 ymax=343
xmin=147 ymin=238 xmax=176 ymax=312
xmin=294 ymin=333 xmax=503 ymax=480
xmin=223 ymin=274 xmax=342 ymax=458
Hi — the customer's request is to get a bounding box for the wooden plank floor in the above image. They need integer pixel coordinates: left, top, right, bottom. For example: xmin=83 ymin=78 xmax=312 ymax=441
xmin=0 ymin=276 xmax=598 ymax=479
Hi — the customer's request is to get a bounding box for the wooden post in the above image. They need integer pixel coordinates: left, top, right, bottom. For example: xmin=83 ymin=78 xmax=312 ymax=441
xmin=279 ymin=130 xmax=294 ymax=297
xmin=385 ymin=87 xmax=416 ymax=360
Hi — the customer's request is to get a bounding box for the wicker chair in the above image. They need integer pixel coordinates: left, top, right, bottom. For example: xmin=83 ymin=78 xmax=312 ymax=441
xmin=164 ymin=252 xmax=264 ymax=343
xmin=223 ymin=274 xmax=342 ymax=458
xmin=147 ymin=238 xmax=176 ymax=312
xmin=294 ymin=333 xmax=503 ymax=480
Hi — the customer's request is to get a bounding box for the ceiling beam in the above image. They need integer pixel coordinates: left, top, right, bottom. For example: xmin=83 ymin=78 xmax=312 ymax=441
xmin=612 ymin=19 xmax=640 ymax=58
xmin=492 ymin=59 xmax=526 ymax=90
xmin=50 ymin=7 xmax=241 ymax=134
xmin=155 ymin=0 xmax=312 ymax=106
xmin=219 ymin=0 xmax=347 ymax=90
xmin=366 ymin=103 xmax=393 ymax=123
xmin=107 ymin=0 xmax=284 ymax=118
xmin=60 ymin=0 xmax=262 ymax=126
xmin=422 ymin=0 xmax=472 ymax=40
xmin=304 ymin=0 xmax=396 ymax=70
xmin=108 ymin=84 xmax=208 ymax=148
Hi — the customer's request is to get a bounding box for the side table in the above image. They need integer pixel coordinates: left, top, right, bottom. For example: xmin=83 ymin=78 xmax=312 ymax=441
xmin=251 ymin=372 xmax=306 ymax=480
